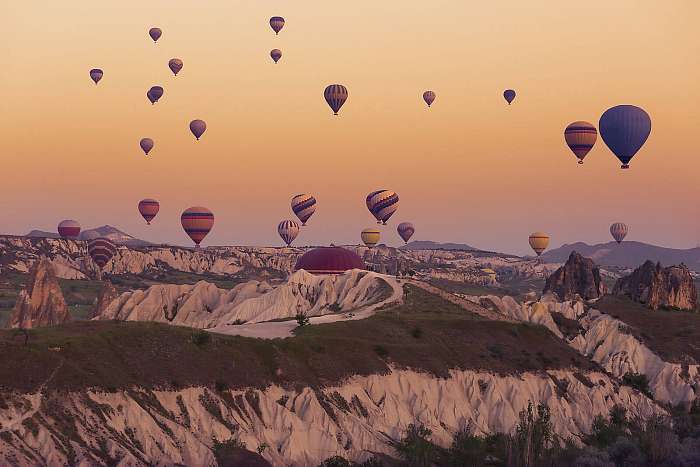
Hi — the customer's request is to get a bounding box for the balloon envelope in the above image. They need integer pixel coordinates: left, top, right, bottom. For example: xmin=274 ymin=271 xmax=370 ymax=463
xmin=270 ymin=17 xmax=285 ymax=34
xmin=57 ymin=220 xmax=81 ymax=239
xmin=168 ymin=58 xmax=183 ymax=76
xmin=528 ymin=232 xmax=550 ymax=256
xmin=147 ymin=86 xmax=163 ymax=104
xmin=278 ymin=220 xmax=300 ymax=246
xmin=324 ymin=84 xmax=348 ymax=115
xmin=139 ymin=138 xmax=154 ymax=155
xmin=89 ymin=68 xmax=103 ymax=84
xmin=564 ymin=121 xmax=597 ymax=164
xmin=138 ymin=199 xmax=160 ymax=225
xmin=189 ymin=119 xmax=207 ymax=140
xmin=397 ymin=222 xmax=415 ymax=244
xmin=423 ymin=91 xmax=436 ymax=107
xmin=291 ymin=194 xmax=317 ymax=225
xmin=88 ymin=237 xmax=117 ymax=269
xmin=181 ymin=207 xmax=214 ymax=246
xmin=361 ymin=228 xmax=381 ymax=248
xmin=270 ymin=49 xmax=282 ymax=63
xmin=149 ymin=27 xmax=162 ymax=42
xmin=503 ymin=89 xmax=516 ymax=104
xmin=599 ymin=105 xmax=651 ymax=169
xmin=366 ymin=190 xmax=399 ymax=225
xmin=610 ymin=223 xmax=628 ymax=244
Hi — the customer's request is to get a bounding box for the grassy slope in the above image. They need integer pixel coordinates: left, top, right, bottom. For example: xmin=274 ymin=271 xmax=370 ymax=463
xmin=0 ymin=285 xmax=594 ymax=393
xmin=596 ymin=295 xmax=700 ymax=364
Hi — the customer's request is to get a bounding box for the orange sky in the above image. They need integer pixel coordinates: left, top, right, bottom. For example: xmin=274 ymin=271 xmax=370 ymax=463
xmin=2 ymin=1 xmax=699 ymax=254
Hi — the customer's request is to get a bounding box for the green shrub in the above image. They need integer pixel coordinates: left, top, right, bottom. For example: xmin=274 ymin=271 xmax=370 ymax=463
xmin=622 ymin=372 xmax=652 ymax=398
xmin=295 ymin=312 xmax=310 ymax=327
xmin=190 ymin=329 xmax=211 ymax=347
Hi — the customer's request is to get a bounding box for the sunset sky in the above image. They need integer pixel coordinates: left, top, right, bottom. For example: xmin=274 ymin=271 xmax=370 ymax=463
xmin=2 ymin=1 xmax=699 ymax=254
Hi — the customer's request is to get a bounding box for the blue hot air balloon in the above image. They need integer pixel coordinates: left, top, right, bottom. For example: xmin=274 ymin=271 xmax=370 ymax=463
xmin=503 ymin=89 xmax=516 ymax=105
xmin=599 ymin=105 xmax=651 ymax=169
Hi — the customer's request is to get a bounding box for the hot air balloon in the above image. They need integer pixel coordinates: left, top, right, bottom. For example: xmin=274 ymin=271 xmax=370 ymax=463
xmin=278 ymin=220 xmax=300 ymax=246
xmin=291 ymin=194 xmax=317 ymax=225
xmin=361 ymin=228 xmax=381 ymax=249
xmin=138 ymin=199 xmax=160 ymax=225
xmin=189 ymin=119 xmax=207 ymax=140
xmin=270 ymin=49 xmax=282 ymax=64
xmin=89 ymin=69 xmax=103 ymax=85
xmin=181 ymin=206 xmax=214 ymax=247
xmin=324 ymin=84 xmax=348 ymax=115
xmin=270 ymin=17 xmax=285 ymax=35
xmin=610 ymin=223 xmax=628 ymax=244
xmin=147 ymin=86 xmax=163 ymax=104
xmin=366 ymin=190 xmax=399 ymax=225
xmin=564 ymin=121 xmax=597 ymax=164
xmin=168 ymin=58 xmax=183 ymax=76
xmin=528 ymin=232 xmax=550 ymax=256
xmin=423 ymin=91 xmax=436 ymax=108
xmin=149 ymin=27 xmax=162 ymax=43
xmin=88 ymin=237 xmax=117 ymax=270
xmin=57 ymin=220 xmax=81 ymax=239
xmin=397 ymin=222 xmax=415 ymax=244
xmin=503 ymin=89 xmax=516 ymax=105
xmin=139 ymin=138 xmax=154 ymax=155
xmin=599 ymin=105 xmax=652 ymax=169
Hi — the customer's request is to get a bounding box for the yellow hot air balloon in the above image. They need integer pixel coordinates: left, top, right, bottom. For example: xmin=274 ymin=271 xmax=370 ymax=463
xmin=361 ymin=228 xmax=381 ymax=249
xmin=528 ymin=232 xmax=550 ymax=256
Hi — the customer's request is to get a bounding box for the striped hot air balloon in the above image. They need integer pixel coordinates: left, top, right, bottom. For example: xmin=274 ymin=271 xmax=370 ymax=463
xmin=610 ymin=223 xmax=628 ymax=244
xmin=366 ymin=190 xmax=399 ymax=225
xmin=168 ymin=58 xmax=183 ymax=76
xmin=138 ymin=199 xmax=160 ymax=225
xmin=88 ymin=237 xmax=117 ymax=269
xmin=270 ymin=49 xmax=282 ymax=64
xmin=57 ymin=220 xmax=81 ymax=239
xmin=181 ymin=207 xmax=214 ymax=247
xmin=291 ymin=194 xmax=317 ymax=225
xmin=269 ymin=16 xmax=285 ymax=34
xmin=324 ymin=84 xmax=348 ymax=115
xmin=599 ymin=105 xmax=652 ymax=169
xmin=397 ymin=222 xmax=415 ymax=244
xmin=564 ymin=121 xmax=597 ymax=164
xmin=528 ymin=232 xmax=550 ymax=256
xmin=278 ymin=220 xmax=300 ymax=246
xmin=361 ymin=228 xmax=381 ymax=249
xmin=423 ymin=91 xmax=436 ymax=108
xmin=89 ymin=68 xmax=103 ymax=85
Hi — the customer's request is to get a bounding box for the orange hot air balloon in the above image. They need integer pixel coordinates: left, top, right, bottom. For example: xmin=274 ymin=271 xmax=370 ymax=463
xmin=564 ymin=121 xmax=597 ymax=164
xmin=181 ymin=207 xmax=214 ymax=247
xmin=528 ymin=232 xmax=550 ymax=256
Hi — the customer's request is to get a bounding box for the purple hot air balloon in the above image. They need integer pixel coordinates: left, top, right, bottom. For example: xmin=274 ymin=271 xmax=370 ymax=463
xmin=168 ymin=58 xmax=183 ymax=76
xmin=147 ymin=86 xmax=164 ymax=104
xmin=270 ymin=17 xmax=285 ymax=35
xmin=423 ymin=91 xmax=436 ymax=108
xmin=149 ymin=27 xmax=162 ymax=43
xmin=189 ymin=119 xmax=207 ymax=140
xmin=139 ymin=138 xmax=154 ymax=155
xmin=503 ymin=89 xmax=516 ymax=105
xmin=324 ymin=84 xmax=348 ymax=116
xmin=397 ymin=222 xmax=415 ymax=244
xmin=270 ymin=49 xmax=282 ymax=64
xmin=599 ymin=105 xmax=652 ymax=169
xmin=89 ymin=68 xmax=103 ymax=85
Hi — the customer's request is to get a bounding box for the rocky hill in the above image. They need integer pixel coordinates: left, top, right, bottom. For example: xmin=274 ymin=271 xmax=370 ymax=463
xmin=27 ymin=225 xmax=150 ymax=247
xmin=542 ymin=251 xmax=607 ymax=301
xmin=613 ymin=261 xmax=698 ymax=311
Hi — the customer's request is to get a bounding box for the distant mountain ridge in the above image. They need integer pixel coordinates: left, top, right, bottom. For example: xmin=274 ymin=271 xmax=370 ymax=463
xmin=402 ymin=240 xmax=480 ymax=251
xmin=26 ymin=225 xmax=150 ymax=247
xmin=541 ymin=241 xmax=700 ymax=269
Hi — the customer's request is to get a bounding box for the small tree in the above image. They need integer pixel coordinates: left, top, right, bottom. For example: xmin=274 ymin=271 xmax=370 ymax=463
xmin=393 ymin=424 xmax=438 ymax=467
xmin=295 ymin=312 xmax=310 ymax=327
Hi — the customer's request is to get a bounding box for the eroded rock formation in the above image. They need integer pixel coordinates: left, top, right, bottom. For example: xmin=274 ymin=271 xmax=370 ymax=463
xmin=613 ymin=260 xmax=697 ymax=311
xmin=543 ymin=251 xmax=607 ymax=300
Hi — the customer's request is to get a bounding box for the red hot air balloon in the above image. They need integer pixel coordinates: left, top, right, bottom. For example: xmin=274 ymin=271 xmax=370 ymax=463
xmin=324 ymin=84 xmax=348 ymax=115
xmin=397 ymin=222 xmax=415 ymax=244
xmin=58 ymin=220 xmax=81 ymax=239
xmin=149 ymin=27 xmax=162 ymax=43
xmin=88 ymin=237 xmax=117 ymax=270
xmin=270 ymin=49 xmax=282 ymax=64
xmin=503 ymin=89 xmax=516 ymax=105
xmin=147 ymin=86 xmax=163 ymax=104
xmin=140 ymin=138 xmax=154 ymax=155
xmin=189 ymin=119 xmax=207 ymax=140
xmin=423 ymin=91 xmax=436 ymax=108
xmin=269 ymin=17 xmax=285 ymax=35
xmin=181 ymin=207 xmax=214 ymax=247
xmin=89 ymin=69 xmax=103 ymax=85
xmin=168 ymin=58 xmax=183 ymax=76
xmin=138 ymin=199 xmax=160 ymax=225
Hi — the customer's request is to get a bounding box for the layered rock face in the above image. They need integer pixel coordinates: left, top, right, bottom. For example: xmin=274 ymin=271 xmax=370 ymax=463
xmin=90 ymin=280 xmax=119 ymax=319
xmin=542 ymin=251 xmax=607 ymax=300
xmin=7 ymin=258 xmax=71 ymax=329
xmin=613 ymin=260 xmax=697 ymax=311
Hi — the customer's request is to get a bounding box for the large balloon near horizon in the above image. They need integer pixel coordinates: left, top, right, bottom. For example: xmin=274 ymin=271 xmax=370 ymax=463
xmin=189 ymin=119 xmax=207 ymax=140
xmin=528 ymin=232 xmax=550 ymax=256
xmin=139 ymin=138 xmax=154 ymax=155
xmin=361 ymin=228 xmax=381 ymax=249
xmin=269 ymin=17 xmax=285 ymax=35
xmin=88 ymin=237 xmax=117 ymax=269
xmin=147 ymin=86 xmax=163 ymax=105
xmin=397 ymin=222 xmax=415 ymax=244
xmin=610 ymin=222 xmax=629 ymax=244
xmin=148 ymin=27 xmax=162 ymax=43
xmin=423 ymin=91 xmax=436 ymax=108
xmin=181 ymin=207 xmax=214 ymax=247
xmin=138 ymin=199 xmax=160 ymax=225
xmin=564 ymin=121 xmax=597 ymax=164
xmin=503 ymin=89 xmax=516 ymax=105
xmin=168 ymin=58 xmax=183 ymax=76
xmin=57 ymin=220 xmax=81 ymax=239
xmin=599 ymin=105 xmax=652 ymax=169
xmin=291 ymin=194 xmax=317 ymax=225
xmin=366 ymin=190 xmax=399 ymax=225
xmin=278 ymin=220 xmax=300 ymax=246
xmin=89 ymin=69 xmax=103 ymax=85
xmin=270 ymin=49 xmax=282 ymax=64
xmin=324 ymin=84 xmax=348 ymax=115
